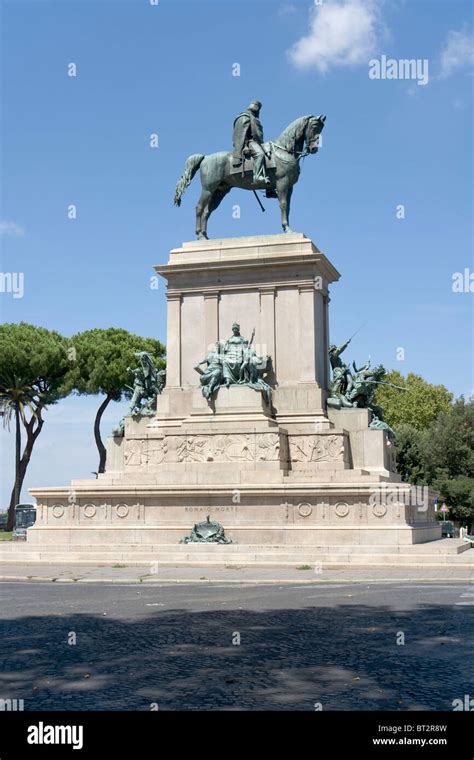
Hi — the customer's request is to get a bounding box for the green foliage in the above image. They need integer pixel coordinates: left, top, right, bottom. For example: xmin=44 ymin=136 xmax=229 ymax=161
xmin=392 ymin=423 xmax=427 ymax=485
xmin=420 ymin=398 xmax=474 ymax=525
xmin=393 ymin=397 xmax=474 ymax=528
xmin=68 ymin=328 xmax=165 ymax=400
xmin=436 ymin=475 xmax=474 ymax=524
xmin=0 ymin=322 xmax=71 ymax=406
xmin=421 ymin=398 xmax=473 ymax=479
xmin=67 ymin=328 xmax=166 ymax=473
xmin=375 ymin=370 xmax=453 ymax=430
xmin=0 ymin=323 xmax=72 ymax=525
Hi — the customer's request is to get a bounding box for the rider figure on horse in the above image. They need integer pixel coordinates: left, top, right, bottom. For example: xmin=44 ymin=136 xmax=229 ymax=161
xmin=174 ymin=106 xmax=326 ymax=239
xmin=232 ymin=100 xmax=271 ymax=185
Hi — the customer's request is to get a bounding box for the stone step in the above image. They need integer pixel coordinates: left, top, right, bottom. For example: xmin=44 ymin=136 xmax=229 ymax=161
xmin=0 ymin=543 xmax=472 ymax=566
xmin=0 ymin=538 xmax=470 ymax=559
xmin=4 ymin=539 xmax=468 ymax=555
xmin=0 ymin=555 xmax=471 ymax=567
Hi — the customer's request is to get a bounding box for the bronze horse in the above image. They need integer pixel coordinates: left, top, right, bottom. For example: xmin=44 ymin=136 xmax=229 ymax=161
xmin=174 ymin=114 xmax=326 ymax=239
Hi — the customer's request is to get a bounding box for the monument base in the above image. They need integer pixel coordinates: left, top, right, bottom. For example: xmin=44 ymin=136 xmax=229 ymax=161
xmin=3 ymin=233 xmax=470 ymax=568
xmin=14 ymin=393 xmax=448 ymax=564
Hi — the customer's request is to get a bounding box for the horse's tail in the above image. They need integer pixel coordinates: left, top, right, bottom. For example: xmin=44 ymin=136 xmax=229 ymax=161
xmin=174 ymin=154 xmax=205 ymax=206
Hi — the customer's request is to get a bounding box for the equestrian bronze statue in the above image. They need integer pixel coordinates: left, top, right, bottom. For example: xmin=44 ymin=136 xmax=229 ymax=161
xmin=174 ymin=100 xmax=326 ymax=239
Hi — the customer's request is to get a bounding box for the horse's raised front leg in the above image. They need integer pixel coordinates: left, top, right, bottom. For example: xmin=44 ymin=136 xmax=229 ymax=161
xmin=276 ymin=183 xmax=294 ymax=233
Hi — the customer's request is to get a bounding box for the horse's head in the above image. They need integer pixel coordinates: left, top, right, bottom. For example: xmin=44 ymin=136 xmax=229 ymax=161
xmin=306 ymin=115 xmax=326 ymax=154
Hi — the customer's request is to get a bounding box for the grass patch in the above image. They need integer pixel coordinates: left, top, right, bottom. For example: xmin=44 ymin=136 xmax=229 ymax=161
xmin=225 ymin=564 xmax=243 ymax=569
xmin=112 ymin=564 xmax=127 ymax=568
xmin=0 ymin=532 xmax=12 ymax=541
xmin=296 ymin=564 xmax=312 ymax=570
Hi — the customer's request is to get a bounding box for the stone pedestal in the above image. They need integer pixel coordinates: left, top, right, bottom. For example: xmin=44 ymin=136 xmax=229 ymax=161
xmin=154 ymin=233 xmax=339 ymax=428
xmin=23 ymin=233 xmax=446 ymax=563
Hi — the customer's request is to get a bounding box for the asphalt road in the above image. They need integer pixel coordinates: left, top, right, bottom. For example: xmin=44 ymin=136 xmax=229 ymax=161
xmin=0 ymin=582 xmax=472 ymax=711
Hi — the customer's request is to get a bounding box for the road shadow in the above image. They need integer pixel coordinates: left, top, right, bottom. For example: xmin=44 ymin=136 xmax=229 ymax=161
xmin=0 ymin=597 xmax=472 ymax=710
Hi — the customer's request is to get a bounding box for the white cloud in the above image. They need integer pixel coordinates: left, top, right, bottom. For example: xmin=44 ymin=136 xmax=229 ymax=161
xmin=0 ymin=221 xmax=25 ymax=237
xmin=439 ymin=28 xmax=474 ymax=79
xmin=288 ymin=0 xmax=382 ymax=72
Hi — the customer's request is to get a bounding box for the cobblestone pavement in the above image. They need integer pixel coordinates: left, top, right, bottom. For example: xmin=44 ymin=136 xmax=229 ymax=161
xmin=0 ymin=582 xmax=472 ymax=711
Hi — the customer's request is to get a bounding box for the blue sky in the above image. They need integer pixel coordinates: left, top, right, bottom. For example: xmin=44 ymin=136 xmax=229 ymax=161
xmin=0 ymin=0 xmax=473 ymax=505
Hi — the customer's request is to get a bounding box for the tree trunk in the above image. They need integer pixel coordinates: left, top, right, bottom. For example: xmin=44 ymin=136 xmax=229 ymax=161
xmin=13 ymin=405 xmax=21 ymax=505
xmin=7 ymin=411 xmax=44 ymax=531
xmin=94 ymin=395 xmax=112 ymax=474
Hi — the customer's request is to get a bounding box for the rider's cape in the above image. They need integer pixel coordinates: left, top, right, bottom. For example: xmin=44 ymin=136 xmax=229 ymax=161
xmin=232 ymin=110 xmax=264 ymax=160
